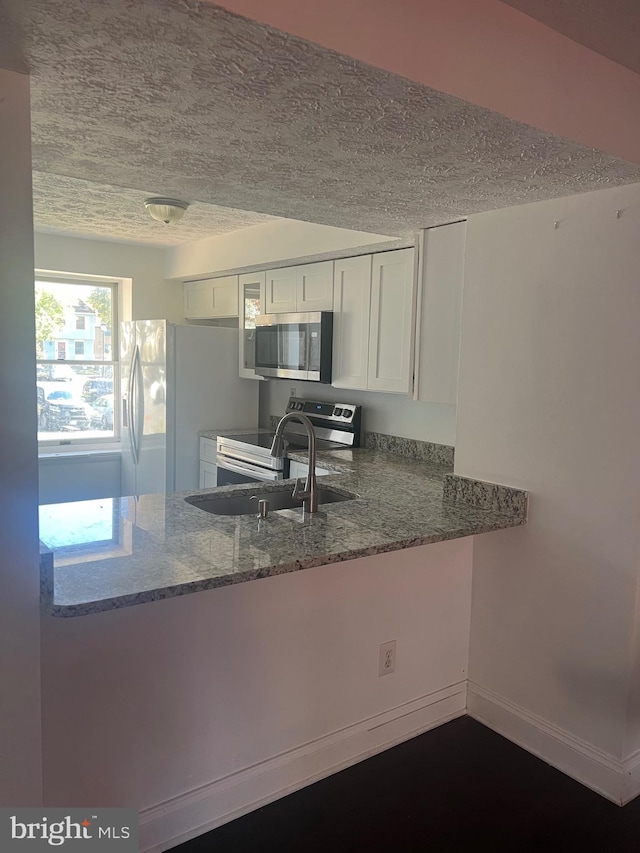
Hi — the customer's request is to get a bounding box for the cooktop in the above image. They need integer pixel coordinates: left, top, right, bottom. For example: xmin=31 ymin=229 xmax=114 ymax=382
xmin=219 ymin=432 xmax=342 ymax=453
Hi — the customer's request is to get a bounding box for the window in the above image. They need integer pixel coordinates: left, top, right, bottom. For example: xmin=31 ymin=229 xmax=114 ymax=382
xmin=36 ymin=276 xmax=118 ymax=446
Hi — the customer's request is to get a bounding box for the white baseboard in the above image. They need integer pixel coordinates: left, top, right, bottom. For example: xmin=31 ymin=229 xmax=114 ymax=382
xmin=139 ymin=682 xmax=466 ymax=853
xmin=467 ymin=681 xmax=640 ymax=806
xmin=622 ymin=749 xmax=640 ymax=805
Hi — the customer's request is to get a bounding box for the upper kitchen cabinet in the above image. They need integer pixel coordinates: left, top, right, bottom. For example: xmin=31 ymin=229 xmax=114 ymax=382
xmin=265 ymin=261 xmax=334 ymax=314
xmin=239 ymin=271 xmax=266 ymax=380
xmin=296 ymin=261 xmax=334 ymax=311
xmin=414 ymin=222 xmax=466 ymax=405
xmin=265 ymin=267 xmax=297 ymax=313
xmin=332 ymin=254 xmax=372 ymax=390
xmin=184 ymin=275 xmax=239 ymax=319
xmin=367 ymin=248 xmax=416 ymax=394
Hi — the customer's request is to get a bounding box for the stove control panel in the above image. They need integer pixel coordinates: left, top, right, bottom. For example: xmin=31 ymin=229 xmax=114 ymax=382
xmin=286 ymin=397 xmax=358 ymax=424
xmin=284 ymin=397 xmax=362 ymax=447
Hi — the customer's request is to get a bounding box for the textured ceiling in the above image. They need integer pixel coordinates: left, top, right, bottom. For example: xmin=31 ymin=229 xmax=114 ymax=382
xmin=32 ymin=172 xmax=280 ymax=246
xmin=500 ymin=0 xmax=640 ymax=75
xmin=2 ymin=0 xmax=640 ymax=243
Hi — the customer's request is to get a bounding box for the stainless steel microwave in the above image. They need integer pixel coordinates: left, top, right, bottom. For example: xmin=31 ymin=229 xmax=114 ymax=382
xmin=254 ymin=311 xmax=333 ymax=383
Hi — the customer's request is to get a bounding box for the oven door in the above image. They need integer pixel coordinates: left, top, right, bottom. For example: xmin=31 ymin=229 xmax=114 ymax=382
xmin=216 ymin=454 xmax=285 ymax=486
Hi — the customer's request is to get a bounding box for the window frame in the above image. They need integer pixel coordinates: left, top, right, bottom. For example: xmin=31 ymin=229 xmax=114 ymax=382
xmin=35 ymin=274 xmax=121 ymax=452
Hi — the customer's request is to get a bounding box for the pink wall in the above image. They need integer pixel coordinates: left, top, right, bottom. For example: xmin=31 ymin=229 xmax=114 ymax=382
xmin=42 ymin=541 xmax=472 ymax=849
xmin=456 ymin=182 xmax=640 ymax=794
xmin=213 ymin=0 xmax=640 ymax=165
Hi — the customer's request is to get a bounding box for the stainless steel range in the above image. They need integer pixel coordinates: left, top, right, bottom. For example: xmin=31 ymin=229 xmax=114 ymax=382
xmin=215 ymin=397 xmax=362 ymax=486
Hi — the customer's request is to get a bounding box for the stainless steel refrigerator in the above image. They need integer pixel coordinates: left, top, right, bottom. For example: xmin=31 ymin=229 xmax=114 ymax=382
xmin=121 ymin=320 xmax=258 ymax=496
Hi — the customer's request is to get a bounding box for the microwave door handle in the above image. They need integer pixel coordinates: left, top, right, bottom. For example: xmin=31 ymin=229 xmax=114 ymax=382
xmin=277 ymin=323 xmax=285 ymax=370
xmin=304 ymin=324 xmax=311 ymax=376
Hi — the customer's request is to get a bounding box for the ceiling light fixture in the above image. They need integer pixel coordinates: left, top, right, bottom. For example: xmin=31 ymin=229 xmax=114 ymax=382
xmin=144 ymin=197 xmax=189 ymax=225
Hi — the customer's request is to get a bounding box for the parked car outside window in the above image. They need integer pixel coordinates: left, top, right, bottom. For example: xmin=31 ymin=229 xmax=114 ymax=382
xmin=81 ymin=378 xmax=113 ymax=403
xmin=37 ymin=382 xmax=94 ymax=432
xmin=89 ymin=394 xmax=114 ymax=430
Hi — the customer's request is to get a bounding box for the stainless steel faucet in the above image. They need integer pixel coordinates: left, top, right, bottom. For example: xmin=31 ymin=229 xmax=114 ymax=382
xmin=270 ymin=412 xmax=318 ymax=513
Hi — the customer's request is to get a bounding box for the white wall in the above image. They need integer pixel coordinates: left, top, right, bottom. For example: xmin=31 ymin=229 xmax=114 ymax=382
xmin=260 ymin=380 xmax=457 ymax=446
xmin=0 ymin=69 xmax=43 ymax=805
xmin=166 ymin=219 xmax=398 ymax=281
xmin=34 ymin=232 xmax=181 ymax=323
xmin=42 ymin=539 xmax=472 ymax=849
xmin=455 ymin=183 xmax=640 ymax=766
xmin=39 ymin=454 xmax=121 ymax=505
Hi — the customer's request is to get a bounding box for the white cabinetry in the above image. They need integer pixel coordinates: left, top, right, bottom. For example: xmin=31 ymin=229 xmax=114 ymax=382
xmin=296 ymin=261 xmax=334 ymax=311
xmin=367 ymin=248 xmax=416 ymax=394
xmin=199 ymin=437 xmax=217 ymax=488
xmin=265 ymin=261 xmax=334 ymax=314
xmin=184 ymin=276 xmax=239 ymax=319
xmin=288 ymin=460 xmax=331 ymax=479
xmin=239 ymin=271 xmax=266 ymax=380
xmin=331 ymin=248 xmax=415 ymax=394
xmin=414 ymin=222 xmax=466 ymax=405
xmin=265 ymin=267 xmax=297 ymax=313
xmin=331 ymin=255 xmax=372 ymax=390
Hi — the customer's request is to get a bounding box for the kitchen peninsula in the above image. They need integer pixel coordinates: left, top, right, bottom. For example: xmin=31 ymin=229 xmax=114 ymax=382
xmin=39 ymin=439 xmax=528 ymax=618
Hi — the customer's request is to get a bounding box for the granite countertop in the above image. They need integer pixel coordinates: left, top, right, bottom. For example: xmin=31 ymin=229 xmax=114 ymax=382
xmin=39 ymin=440 xmax=528 ymax=618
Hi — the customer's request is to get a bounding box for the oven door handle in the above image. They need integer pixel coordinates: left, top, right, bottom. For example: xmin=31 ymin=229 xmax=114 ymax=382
xmin=216 ymin=455 xmax=283 ymax=482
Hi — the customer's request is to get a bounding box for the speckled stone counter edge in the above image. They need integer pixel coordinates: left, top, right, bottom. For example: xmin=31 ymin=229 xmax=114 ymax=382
xmin=41 ymin=441 xmax=526 ymax=618
xmin=40 ymin=541 xmax=54 ymax=607
xmin=46 ymin=516 xmax=525 ymax=619
xmin=443 ymin=474 xmax=528 ymax=521
xmin=365 ymin=432 xmax=455 ymax=466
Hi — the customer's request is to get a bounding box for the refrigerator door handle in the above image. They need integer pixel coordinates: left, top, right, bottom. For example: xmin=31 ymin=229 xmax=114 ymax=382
xmin=135 ymin=344 xmax=144 ymax=461
xmin=129 ymin=345 xmax=140 ymax=465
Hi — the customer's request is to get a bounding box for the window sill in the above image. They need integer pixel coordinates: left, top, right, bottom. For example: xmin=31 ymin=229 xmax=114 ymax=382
xmin=38 ymin=445 xmax=122 ymax=462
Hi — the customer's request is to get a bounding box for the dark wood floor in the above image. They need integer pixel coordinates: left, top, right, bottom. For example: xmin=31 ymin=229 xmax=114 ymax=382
xmin=172 ymin=716 xmax=640 ymax=851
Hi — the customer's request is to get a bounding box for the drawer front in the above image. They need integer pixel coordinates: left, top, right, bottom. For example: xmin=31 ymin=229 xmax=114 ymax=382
xmin=200 ymin=437 xmax=218 ymax=463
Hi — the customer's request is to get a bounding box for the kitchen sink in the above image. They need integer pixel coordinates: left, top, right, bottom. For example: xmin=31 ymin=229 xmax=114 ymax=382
xmin=186 ymin=486 xmax=354 ymax=516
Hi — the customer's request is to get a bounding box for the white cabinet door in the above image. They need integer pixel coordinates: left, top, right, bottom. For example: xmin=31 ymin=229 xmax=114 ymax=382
xmin=265 ymin=262 xmax=334 ymax=314
xmin=199 ymin=460 xmax=217 ymax=489
xmin=332 ymin=255 xmax=372 ymax=390
xmin=184 ymin=280 xmax=215 ymax=319
xmin=367 ymin=248 xmax=415 ymax=394
xmin=239 ymin=271 xmax=266 ymax=379
xmin=184 ymin=276 xmax=239 ymax=319
xmin=265 ymin=267 xmax=297 ymax=314
xmin=296 ymin=261 xmax=334 ymax=311
xmin=414 ymin=222 xmax=466 ymax=405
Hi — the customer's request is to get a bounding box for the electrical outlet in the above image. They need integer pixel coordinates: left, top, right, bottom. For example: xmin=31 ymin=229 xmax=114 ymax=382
xmin=290 ymin=387 xmax=297 ymax=399
xmin=379 ymin=640 xmax=396 ymax=677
